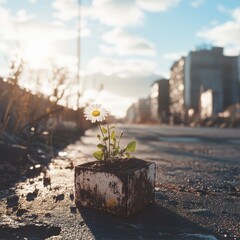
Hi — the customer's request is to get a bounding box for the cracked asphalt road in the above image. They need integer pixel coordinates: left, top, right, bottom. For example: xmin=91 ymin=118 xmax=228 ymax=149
xmin=0 ymin=124 xmax=239 ymax=240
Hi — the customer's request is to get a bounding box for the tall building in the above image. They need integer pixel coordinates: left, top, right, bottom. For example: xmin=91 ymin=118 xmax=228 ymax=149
xmin=150 ymin=79 xmax=169 ymax=123
xmin=169 ymin=58 xmax=185 ymax=123
xmin=125 ymin=98 xmax=151 ymax=124
xmin=237 ymin=55 xmax=240 ymax=102
xmin=169 ymin=46 xmax=239 ymax=122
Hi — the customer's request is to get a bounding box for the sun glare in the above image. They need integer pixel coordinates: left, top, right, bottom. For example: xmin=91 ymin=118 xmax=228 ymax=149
xmin=22 ymin=38 xmax=51 ymax=69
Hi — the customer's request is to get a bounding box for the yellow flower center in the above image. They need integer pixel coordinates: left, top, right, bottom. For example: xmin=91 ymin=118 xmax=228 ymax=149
xmin=92 ymin=109 xmax=101 ymax=117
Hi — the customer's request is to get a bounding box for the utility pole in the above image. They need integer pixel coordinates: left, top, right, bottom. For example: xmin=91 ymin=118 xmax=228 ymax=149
xmin=77 ymin=0 xmax=81 ymax=110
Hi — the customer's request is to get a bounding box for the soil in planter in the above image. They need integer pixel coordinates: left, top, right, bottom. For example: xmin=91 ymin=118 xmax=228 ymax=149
xmin=82 ymin=158 xmax=149 ymax=173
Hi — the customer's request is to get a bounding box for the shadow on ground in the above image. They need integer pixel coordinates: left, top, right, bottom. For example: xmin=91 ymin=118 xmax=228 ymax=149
xmin=78 ymin=202 xmax=219 ymax=240
xmin=0 ymin=223 xmax=61 ymax=240
xmin=0 ymin=128 xmax=84 ymax=191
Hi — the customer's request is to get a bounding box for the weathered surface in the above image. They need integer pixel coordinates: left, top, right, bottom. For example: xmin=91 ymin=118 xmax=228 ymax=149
xmin=0 ymin=125 xmax=239 ymax=239
xmin=75 ymin=160 xmax=155 ymax=216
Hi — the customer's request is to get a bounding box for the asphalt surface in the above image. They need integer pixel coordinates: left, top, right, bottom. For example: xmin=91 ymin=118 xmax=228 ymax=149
xmin=0 ymin=124 xmax=239 ymax=240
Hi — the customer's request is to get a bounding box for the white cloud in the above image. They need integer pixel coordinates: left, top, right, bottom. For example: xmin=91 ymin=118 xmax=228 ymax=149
xmin=17 ymin=22 xmax=79 ymax=41
xmin=28 ymin=0 xmax=37 ymax=4
xmin=91 ymin=0 xmax=144 ymax=27
xmin=0 ymin=6 xmax=11 ymax=24
xmin=1 ymin=17 xmax=89 ymax=43
xmin=52 ymin=0 xmax=181 ymax=29
xmin=14 ymin=9 xmax=34 ymax=22
xmin=197 ymin=21 xmax=240 ymax=46
xmin=53 ymin=53 xmax=77 ymax=71
xmin=52 ymin=0 xmax=79 ymax=21
xmin=0 ymin=2 xmax=91 ymax=75
xmin=101 ymin=28 xmax=156 ymax=56
xmin=197 ymin=7 xmax=240 ymax=50
xmin=224 ymin=46 xmax=240 ymax=56
xmin=232 ymin=7 xmax=240 ymax=22
xmin=137 ymin=0 xmax=180 ymax=12
xmin=0 ymin=6 xmax=15 ymax=39
xmin=86 ymin=56 xmax=158 ymax=77
xmin=52 ymin=0 xmax=92 ymax=23
xmin=0 ymin=42 xmax=8 ymax=52
xmin=162 ymin=51 xmax=186 ymax=60
xmin=52 ymin=0 xmax=91 ymax=37
xmin=190 ymin=0 xmax=205 ymax=8
xmin=52 ymin=20 xmax=66 ymax=27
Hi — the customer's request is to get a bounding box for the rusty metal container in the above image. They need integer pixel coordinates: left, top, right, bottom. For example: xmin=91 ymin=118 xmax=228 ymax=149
xmin=75 ymin=159 xmax=156 ymax=216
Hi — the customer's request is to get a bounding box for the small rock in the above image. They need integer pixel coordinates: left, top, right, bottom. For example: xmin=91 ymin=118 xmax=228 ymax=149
xmin=43 ymin=176 xmax=51 ymax=188
xmin=7 ymin=195 xmax=19 ymax=208
xmin=178 ymin=185 xmax=186 ymax=192
xmin=196 ymin=187 xmax=208 ymax=195
xmin=45 ymin=213 xmax=51 ymax=217
xmin=80 ymin=220 xmax=84 ymax=226
xmin=66 ymin=161 xmax=74 ymax=170
xmin=26 ymin=189 xmax=39 ymax=201
xmin=53 ymin=193 xmax=64 ymax=202
xmin=70 ymin=206 xmax=77 ymax=213
xmin=16 ymin=208 xmax=28 ymax=217
xmin=70 ymin=193 xmax=74 ymax=201
xmin=169 ymin=200 xmax=178 ymax=206
xmin=29 ymin=179 xmax=35 ymax=184
xmin=187 ymin=179 xmax=193 ymax=183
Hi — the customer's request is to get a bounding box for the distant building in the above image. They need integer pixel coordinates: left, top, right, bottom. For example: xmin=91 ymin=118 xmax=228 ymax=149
xmin=150 ymin=79 xmax=169 ymax=123
xmin=125 ymin=98 xmax=151 ymax=123
xmin=169 ymin=58 xmax=185 ymax=124
xmin=135 ymin=98 xmax=151 ymax=123
xmin=238 ymin=55 xmax=240 ymax=102
xmin=169 ymin=46 xmax=239 ymax=122
xmin=125 ymin=103 xmax=137 ymax=123
xmin=200 ymin=89 xmax=213 ymax=119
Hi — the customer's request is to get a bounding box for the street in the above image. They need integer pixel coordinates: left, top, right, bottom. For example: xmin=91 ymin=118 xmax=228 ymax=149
xmin=0 ymin=124 xmax=239 ymax=239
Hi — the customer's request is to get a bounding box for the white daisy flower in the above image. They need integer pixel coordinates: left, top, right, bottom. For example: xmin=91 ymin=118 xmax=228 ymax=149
xmin=84 ymin=104 xmax=108 ymax=123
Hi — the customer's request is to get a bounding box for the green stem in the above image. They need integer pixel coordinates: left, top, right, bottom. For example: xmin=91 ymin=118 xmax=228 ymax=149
xmin=117 ymin=131 xmax=123 ymax=158
xmin=118 ymin=131 xmax=123 ymax=149
xmin=107 ymin=124 xmax=111 ymax=160
xmin=98 ymin=124 xmax=104 ymax=138
xmin=98 ymin=124 xmax=107 ymax=161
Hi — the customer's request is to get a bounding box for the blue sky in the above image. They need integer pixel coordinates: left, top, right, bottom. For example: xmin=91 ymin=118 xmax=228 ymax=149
xmin=0 ymin=0 xmax=240 ymax=117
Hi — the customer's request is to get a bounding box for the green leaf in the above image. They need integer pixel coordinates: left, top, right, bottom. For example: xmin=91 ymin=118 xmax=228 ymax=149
xmin=97 ymin=134 xmax=101 ymax=140
xmin=125 ymin=141 xmax=136 ymax=152
xmin=97 ymin=144 xmax=106 ymax=149
xmin=110 ymin=126 xmax=115 ymax=130
xmin=93 ymin=151 xmax=103 ymax=160
xmin=125 ymin=152 xmax=130 ymax=158
xmin=111 ymin=130 xmax=115 ymax=139
xmin=101 ymin=126 xmax=108 ymax=134
xmin=113 ymin=138 xmax=116 ymax=146
xmin=103 ymin=136 xmax=109 ymax=141
xmin=119 ymin=131 xmax=123 ymax=139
